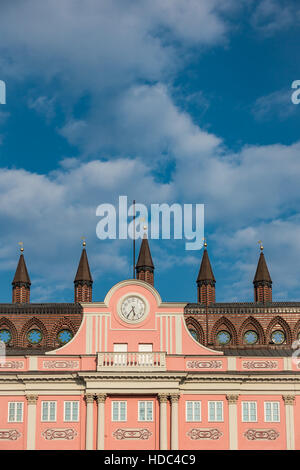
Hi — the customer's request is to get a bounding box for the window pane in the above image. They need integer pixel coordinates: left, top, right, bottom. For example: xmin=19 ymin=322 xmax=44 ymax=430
xmin=112 ymin=402 xmax=119 ymax=421
xmin=242 ymin=402 xmax=249 ymax=421
xmin=146 ymin=402 xmax=153 ymax=421
xmin=250 ymin=402 xmax=256 ymax=421
xmin=72 ymin=402 xmax=79 ymax=421
xmin=216 ymin=402 xmax=223 ymax=421
xmin=65 ymin=402 xmax=71 ymax=421
xmin=208 ymin=402 xmax=215 ymax=421
xmin=194 ymin=402 xmax=201 ymax=421
xmin=139 ymin=402 xmax=145 ymax=421
xmin=273 ymin=403 xmax=279 ymax=421
xmin=120 ymin=402 xmax=126 ymax=421
xmin=49 ymin=402 xmax=56 ymax=421
xmin=9 ymin=403 xmax=15 ymax=422
xmin=16 ymin=403 xmax=23 ymax=422
xmin=265 ymin=402 xmax=271 ymax=421
xmin=186 ymin=402 xmax=193 ymax=421
xmin=42 ymin=402 xmax=48 ymax=421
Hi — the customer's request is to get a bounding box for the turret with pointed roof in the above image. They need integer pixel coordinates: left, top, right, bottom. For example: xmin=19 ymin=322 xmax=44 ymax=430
xmin=12 ymin=247 xmax=31 ymax=303
xmin=253 ymin=243 xmax=272 ymax=303
xmin=197 ymin=241 xmax=215 ymax=305
xmin=135 ymin=233 xmax=154 ymax=286
xmin=74 ymin=241 xmax=93 ymax=302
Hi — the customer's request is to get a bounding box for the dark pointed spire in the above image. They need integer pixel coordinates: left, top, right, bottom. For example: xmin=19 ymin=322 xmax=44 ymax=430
xmin=197 ymin=240 xmax=215 ymax=305
xmin=136 ymin=231 xmax=154 ymax=286
xmin=74 ymin=239 xmax=93 ymax=302
xmin=12 ymin=244 xmax=31 ymax=303
xmin=253 ymin=242 xmax=272 ymax=303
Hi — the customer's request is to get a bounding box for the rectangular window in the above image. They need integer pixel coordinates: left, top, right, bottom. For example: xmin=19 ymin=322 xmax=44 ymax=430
xmin=41 ymin=401 xmax=57 ymax=422
xmin=242 ymin=401 xmax=257 ymax=422
xmin=186 ymin=401 xmax=201 ymax=422
xmin=112 ymin=401 xmax=127 ymax=421
xmin=113 ymin=344 xmax=128 ymax=366
xmin=8 ymin=402 xmax=23 ymax=422
xmin=64 ymin=401 xmax=79 ymax=422
xmin=208 ymin=401 xmax=223 ymax=422
xmin=138 ymin=401 xmax=153 ymax=421
xmin=264 ymin=402 xmax=280 ymax=422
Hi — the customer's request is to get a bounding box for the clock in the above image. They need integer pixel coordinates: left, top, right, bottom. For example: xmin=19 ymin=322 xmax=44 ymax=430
xmin=119 ymin=295 xmax=148 ymax=323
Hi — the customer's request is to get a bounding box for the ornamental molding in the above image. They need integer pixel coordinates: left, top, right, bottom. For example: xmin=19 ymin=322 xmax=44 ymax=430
xmin=85 ymin=393 xmax=95 ymax=403
xmin=226 ymin=394 xmax=239 ymax=404
xmin=113 ymin=428 xmax=152 ymax=440
xmin=42 ymin=428 xmax=78 ymax=440
xmin=169 ymin=393 xmax=180 ymax=403
xmin=96 ymin=393 xmax=107 ymax=403
xmin=158 ymin=393 xmax=169 ymax=403
xmin=186 ymin=360 xmax=223 ymax=369
xmin=0 ymin=361 xmax=24 ymax=369
xmin=244 ymin=429 xmax=279 ymax=441
xmin=187 ymin=428 xmax=222 ymax=440
xmin=242 ymin=361 xmax=278 ymax=370
xmin=0 ymin=429 xmax=21 ymax=440
xmin=43 ymin=360 xmax=79 ymax=369
xmin=26 ymin=394 xmax=38 ymax=404
xmin=282 ymin=394 xmax=295 ymax=405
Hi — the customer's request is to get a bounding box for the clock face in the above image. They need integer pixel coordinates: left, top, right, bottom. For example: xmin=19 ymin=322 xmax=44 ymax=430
xmin=120 ymin=296 xmax=146 ymax=323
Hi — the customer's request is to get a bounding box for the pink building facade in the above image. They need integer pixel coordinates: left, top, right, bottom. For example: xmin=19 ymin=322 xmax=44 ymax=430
xmin=0 ymin=278 xmax=299 ymax=450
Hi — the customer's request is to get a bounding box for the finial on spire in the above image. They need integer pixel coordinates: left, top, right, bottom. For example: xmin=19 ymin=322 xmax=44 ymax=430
xmin=203 ymin=237 xmax=207 ymax=248
xmin=18 ymin=241 xmax=24 ymax=253
xmin=258 ymin=240 xmax=263 ymax=251
xmin=81 ymin=237 xmax=86 ymax=247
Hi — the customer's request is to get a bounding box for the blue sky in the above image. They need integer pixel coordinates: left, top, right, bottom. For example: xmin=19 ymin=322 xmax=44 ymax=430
xmin=0 ymin=0 xmax=300 ymax=304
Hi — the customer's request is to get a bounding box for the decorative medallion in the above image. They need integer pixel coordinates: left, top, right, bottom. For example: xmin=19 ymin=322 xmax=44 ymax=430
xmin=187 ymin=428 xmax=223 ymax=440
xmin=27 ymin=329 xmax=42 ymax=344
xmin=0 ymin=361 xmax=24 ymax=369
xmin=242 ymin=360 xmax=278 ymax=369
xmin=244 ymin=330 xmax=258 ymax=345
xmin=57 ymin=329 xmax=73 ymax=344
xmin=43 ymin=360 xmax=79 ymax=369
xmin=0 ymin=429 xmax=21 ymax=440
xmin=42 ymin=428 xmax=77 ymax=440
xmin=271 ymin=330 xmax=285 ymax=345
xmin=0 ymin=329 xmax=11 ymax=344
xmin=186 ymin=360 xmax=223 ymax=369
xmin=244 ymin=429 xmax=279 ymax=441
xmin=113 ymin=428 xmax=152 ymax=440
xmin=216 ymin=330 xmax=231 ymax=345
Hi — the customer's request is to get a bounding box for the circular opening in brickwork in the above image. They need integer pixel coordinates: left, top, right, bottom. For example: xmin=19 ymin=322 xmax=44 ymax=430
xmin=271 ymin=330 xmax=285 ymax=345
xmin=188 ymin=328 xmax=199 ymax=342
xmin=216 ymin=330 xmax=231 ymax=345
xmin=27 ymin=329 xmax=42 ymax=344
xmin=0 ymin=329 xmax=11 ymax=344
xmin=57 ymin=329 xmax=73 ymax=344
xmin=244 ymin=330 xmax=258 ymax=345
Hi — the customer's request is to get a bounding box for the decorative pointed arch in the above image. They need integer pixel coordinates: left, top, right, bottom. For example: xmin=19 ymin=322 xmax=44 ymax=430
xmin=0 ymin=317 xmax=18 ymax=347
xmin=185 ymin=316 xmax=204 ymax=344
xmin=293 ymin=319 xmax=300 ymax=342
xmin=20 ymin=317 xmax=48 ymax=348
xmin=211 ymin=316 xmax=238 ymax=345
xmin=238 ymin=316 xmax=265 ymax=345
xmin=266 ymin=316 xmax=292 ymax=344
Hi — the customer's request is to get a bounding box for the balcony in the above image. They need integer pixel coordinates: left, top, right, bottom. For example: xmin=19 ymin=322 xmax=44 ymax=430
xmin=97 ymin=351 xmax=166 ymax=371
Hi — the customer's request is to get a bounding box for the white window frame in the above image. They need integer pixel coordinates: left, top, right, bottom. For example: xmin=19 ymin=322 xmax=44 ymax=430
xmin=138 ymin=401 xmax=154 ymax=422
xmin=242 ymin=401 xmax=257 ymax=422
xmin=185 ymin=401 xmax=201 ymax=422
xmin=41 ymin=401 xmax=57 ymax=422
xmin=111 ymin=401 xmax=127 ymax=422
xmin=208 ymin=401 xmax=224 ymax=422
xmin=8 ymin=402 xmax=24 ymax=423
xmin=264 ymin=401 xmax=280 ymax=423
xmin=64 ymin=401 xmax=80 ymax=422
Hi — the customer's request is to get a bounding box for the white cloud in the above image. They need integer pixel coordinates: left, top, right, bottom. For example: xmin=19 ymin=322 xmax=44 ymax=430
xmin=251 ymin=0 xmax=299 ymax=35
xmin=252 ymin=88 xmax=297 ymax=120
